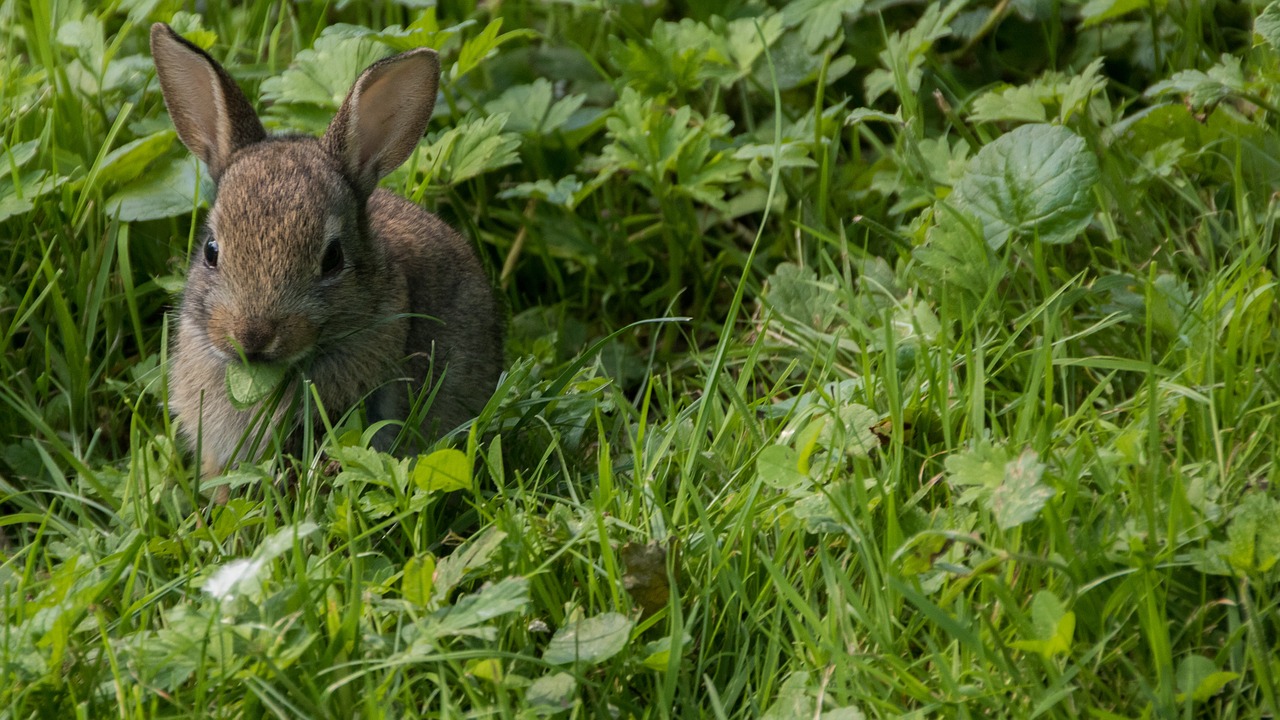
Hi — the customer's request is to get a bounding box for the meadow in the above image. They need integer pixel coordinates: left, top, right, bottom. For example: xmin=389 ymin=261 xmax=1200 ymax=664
xmin=2 ymin=0 xmax=1280 ymax=717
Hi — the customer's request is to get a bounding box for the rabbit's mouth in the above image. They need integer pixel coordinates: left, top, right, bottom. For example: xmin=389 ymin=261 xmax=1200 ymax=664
xmin=205 ymin=308 xmax=319 ymax=365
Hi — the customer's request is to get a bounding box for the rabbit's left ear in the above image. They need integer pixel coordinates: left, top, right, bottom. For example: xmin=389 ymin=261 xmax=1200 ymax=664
xmin=150 ymin=23 xmax=266 ymax=181
xmin=322 ymin=49 xmax=440 ymax=196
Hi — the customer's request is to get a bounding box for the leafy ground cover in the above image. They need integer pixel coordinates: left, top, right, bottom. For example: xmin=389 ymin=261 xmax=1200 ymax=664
xmin=3 ymin=0 xmax=1280 ymax=717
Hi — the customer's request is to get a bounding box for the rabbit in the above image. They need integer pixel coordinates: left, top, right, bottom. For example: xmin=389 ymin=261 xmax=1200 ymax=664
xmin=150 ymin=23 xmax=504 ymax=488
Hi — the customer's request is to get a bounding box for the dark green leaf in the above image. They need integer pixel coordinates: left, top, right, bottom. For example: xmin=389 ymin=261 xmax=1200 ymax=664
xmin=107 ymin=158 xmax=211 ymax=221
xmin=1257 ymin=2 xmax=1280 ymax=49
xmin=947 ymin=124 xmax=1099 ymax=249
xmin=1176 ymin=655 xmax=1239 ymax=703
xmin=543 ymin=612 xmax=633 ymax=665
xmin=260 ymin=33 xmax=388 ymax=111
xmin=527 ymin=672 xmax=576 ymax=712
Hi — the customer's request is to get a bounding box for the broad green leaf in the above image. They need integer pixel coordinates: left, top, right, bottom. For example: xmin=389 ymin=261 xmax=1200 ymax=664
xmin=1223 ymin=492 xmax=1280 ymax=575
xmin=898 ymin=533 xmax=950 ymax=576
xmin=527 ymin=672 xmax=577 ymax=712
xmin=946 ymin=442 xmax=1053 ymax=528
xmin=945 ymin=440 xmax=1010 ymax=489
xmin=915 ymin=136 xmax=971 ymax=186
xmin=1080 ymin=0 xmax=1168 ymax=28
xmin=0 ymin=169 xmax=68 ymax=222
xmin=325 ymin=13 xmax=475 ymax=52
xmin=946 ymin=123 xmax=1099 ymax=249
xmin=735 ymin=141 xmax=818 ymax=171
xmin=55 ymin=17 xmax=105 ymax=70
xmin=1256 ymin=1 xmax=1280 ymax=49
xmin=497 ymin=176 xmax=586 ymax=209
xmin=846 ymin=108 xmax=904 ymax=126
xmin=107 ymin=158 xmax=211 ymax=221
xmin=1057 ymin=58 xmax=1107 ymax=122
xmin=466 ymin=658 xmax=503 ymax=684
xmin=432 ymin=528 xmax=507 ymax=601
xmin=1134 ymin=139 xmax=1187 ymax=182
xmin=260 ymin=33 xmax=388 ymax=111
xmin=202 ymin=522 xmax=317 ymax=601
xmin=357 ymin=489 xmax=397 ymax=518
xmin=328 ymin=444 xmax=409 ymax=490
xmin=1148 ymin=273 xmax=1192 ymax=338
xmin=990 ymin=448 xmax=1054 ymax=530
xmin=1175 ymin=655 xmax=1239 ymax=703
xmin=757 ymin=444 xmax=808 ymax=490
xmin=766 ymin=379 xmax=860 ymax=418
xmin=762 ymin=27 xmax=856 ymax=91
xmin=916 ymin=208 xmax=1006 ymax=297
xmin=675 ymin=132 xmax=747 ymax=205
xmin=543 ymin=612 xmax=633 ymax=665
xmin=224 ymin=362 xmax=287 ymax=410
xmin=969 ymin=85 xmax=1047 ymax=124
xmin=402 ymin=555 xmax=435 ymax=606
xmin=432 ymin=576 xmax=529 ymax=637
xmin=130 ymin=605 xmax=235 ymax=690
xmin=166 ymin=12 xmax=217 ymax=50
xmin=484 ymin=79 xmax=586 ymax=135
xmin=96 ymin=131 xmax=175 ymax=188
xmin=724 ymin=14 xmax=787 ymax=75
xmin=412 ymin=448 xmax=472 ymax=493
xmin=0 ymin=140 xmax=39 ymax=180
xmin=258 ymin=521 xmax=320 ymax=559
xmin=820 ymin=403 xmax=880 ymax=459
xmin=790 ymin=485 xmax=857 ymax=535
xmin=640 ymin=636 xmax=678 ymax=671
xmin=761 ymin=672 xmax=815 ymax=720
xmin=1010 ymin=590 xmax=1074 ymax=659
xmin=779 ymin=0 xmax=866 ymax=52
xmin=1145 ymin=56 xmax=1246 ymax=112
xmin=765 ymin=262 xmax=839 ymax=330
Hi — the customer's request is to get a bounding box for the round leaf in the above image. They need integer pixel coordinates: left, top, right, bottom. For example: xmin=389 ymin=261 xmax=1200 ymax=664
xmin=543 ymin=612 xmax=633 ymax=666
xmin=225 ymin=362 xmax=287 ymax=410
xmin=948 ymin=124 xmax=1099 ymax=249
xmin=413 ymin=448 xmax=472 ymax=493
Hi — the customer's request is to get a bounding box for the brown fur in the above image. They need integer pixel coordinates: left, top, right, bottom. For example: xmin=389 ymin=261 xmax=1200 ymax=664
xmin=151 ymin=24 xmax=504 ymax=483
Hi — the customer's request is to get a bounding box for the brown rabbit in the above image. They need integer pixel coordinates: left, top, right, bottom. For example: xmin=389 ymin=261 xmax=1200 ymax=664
xmin=151 ymin=23 xmax=503 ymax=485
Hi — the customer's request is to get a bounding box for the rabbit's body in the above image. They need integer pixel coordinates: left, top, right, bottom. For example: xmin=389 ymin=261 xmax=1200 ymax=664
xmin=152 ymin=25 xmax=502 ymax=480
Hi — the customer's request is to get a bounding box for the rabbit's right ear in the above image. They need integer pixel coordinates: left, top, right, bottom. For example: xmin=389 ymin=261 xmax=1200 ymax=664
xmin=150 ymin=23 xmax=265 ymax=181
xmin=321 ymin=49 xmax=440 ymax=196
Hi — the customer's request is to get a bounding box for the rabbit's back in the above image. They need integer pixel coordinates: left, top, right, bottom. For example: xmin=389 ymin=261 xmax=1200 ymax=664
xmin=368 ymin=190 xmax=504 ymax=437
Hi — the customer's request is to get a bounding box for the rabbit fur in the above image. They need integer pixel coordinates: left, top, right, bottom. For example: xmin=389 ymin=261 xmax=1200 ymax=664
xmin=150 ymin=23 xmax=503 ymax=481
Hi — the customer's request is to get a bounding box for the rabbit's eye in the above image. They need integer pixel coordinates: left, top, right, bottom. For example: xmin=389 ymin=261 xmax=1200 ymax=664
xmin=321 ymin=240 xmax=344 ymax=277
xmin=204 ymin=239 xmax=219 ymax=268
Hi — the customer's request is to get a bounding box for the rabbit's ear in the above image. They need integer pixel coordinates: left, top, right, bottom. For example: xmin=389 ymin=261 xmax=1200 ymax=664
xmin=150 ymin=23 xmax=266 ymax=181
xmin=322 ymin=48 xmax=439 ymax=195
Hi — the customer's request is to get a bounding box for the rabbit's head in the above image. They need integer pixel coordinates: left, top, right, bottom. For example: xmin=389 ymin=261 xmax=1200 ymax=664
xmin=150 ymin=23 xmax=438 ymax=365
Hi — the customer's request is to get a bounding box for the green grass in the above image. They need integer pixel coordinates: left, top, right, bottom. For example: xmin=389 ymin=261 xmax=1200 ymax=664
xmin=3 ymin=0 xmax=1280 ymax=717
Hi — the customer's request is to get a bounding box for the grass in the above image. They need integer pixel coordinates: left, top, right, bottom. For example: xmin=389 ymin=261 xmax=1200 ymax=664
xmin=3 ymin=0 xmax=1280 ymax=717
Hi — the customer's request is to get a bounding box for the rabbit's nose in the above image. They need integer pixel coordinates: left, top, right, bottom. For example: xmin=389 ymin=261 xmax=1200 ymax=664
xmin=233 ymin=318 xmax=276 ymax=362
